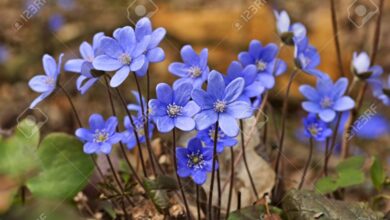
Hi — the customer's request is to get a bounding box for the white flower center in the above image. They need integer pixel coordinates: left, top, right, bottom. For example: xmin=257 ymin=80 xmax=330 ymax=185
xmin=119 ymin=53 xmax=131 ymax=65
xmin=187 ymin=151 xmax=205 ymax=170
xmin=320 ymin=96 xmax=333 ymax=108
xmin=166 ymin=104 xmax=182 ymax=117
xmin=256 ymin=59 xmax=267 ymax=71
xmin=213 ymin=100 xmax=226 ymax=113
xmin=94 ymin=129 xmax=109 ymax=143
xmin=188 ymin=66 xmax=202 ymax=78
xmin=308 ymin=124 xmax=323 ymax=136
xmin=208 ymin=127 xmax=225 ymax=141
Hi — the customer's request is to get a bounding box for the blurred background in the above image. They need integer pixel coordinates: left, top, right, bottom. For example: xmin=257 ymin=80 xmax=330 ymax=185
xmin=0 ymin=0 xmax=389 ymax=218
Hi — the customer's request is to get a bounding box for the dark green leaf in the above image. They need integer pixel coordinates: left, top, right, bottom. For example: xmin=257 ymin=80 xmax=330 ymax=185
xmin=26 ymin=133 xmax=94 ymax=199
xmin=370 ymin=156 xmax=385 ymax=191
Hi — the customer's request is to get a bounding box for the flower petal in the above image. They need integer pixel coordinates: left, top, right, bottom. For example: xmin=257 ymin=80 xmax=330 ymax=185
xmin=224 ymin=77 xmax=245 ymax=103
xmin=207 ymin=71 xmax=225 ymax=100
xmin=319 ymin=109 xmax=336 ymax=122
xmin=130 ymin=55 xmax=145 ymax=71
xmin=110 ymin=66 xmax=130 ymax=87
xmin=333 ymin=96 xmax=355 ymax=111
xmin=181 ymin=45 xmax=199 ymax=65
xmin=42 ymin=54 xmax=57 ymax=77
xmin=84 ymin=142 xmax=99 ymax=154
xmin=156 ymin=83 xmax=173 ymax=105
xmin=194 ymin=109 xmax=218 ymax=130
xmin=219 ymin=114 xmax=239 ymax=137
xmin=29 ymin=92 xmax=52 ymax=108
xmin=89 ymin=114 xmax=105 ymax=130
xmin=302 ymin=101 xmax=322 ymax=113
xmin=113 ymin=26 xmax=136 ymax=53
xmin=182 ymin=101 xmax=200 ymax=117
xmin=79 ymin=42 xmax=94 ymax=60
xmin=100 ymin=37 xmax=123 ymax=58
xmin=147 ymin=47 xmax=165 ymax=62
xmin=191 ymin=88 xmax=214 ymax=110
xmin=64 ymin=59 xmax=85 ymax=73
xmin=154 ymin=116 xmax=174 ymax=133
xmin=174 ymin=116 xmax=195 ymax=131
xmin=29 ymin=75 xmax=52 ymax=93
xmin=192 ymin=171 xmax=208 ymax=185
xmin=93 ymin=55 xmax=122 ymax=71
xmin=226 ymin=101 xmax=253 ymax=119
xmin=174 ymin=83 xmax=192 ymax=106
xmin=169 ymin=62 xmax=189 ymax=77
xmin=299 ymin=85 xmax=320 ymax=101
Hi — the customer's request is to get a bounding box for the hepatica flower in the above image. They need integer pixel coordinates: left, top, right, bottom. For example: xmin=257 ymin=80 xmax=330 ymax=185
xmin=169 ymin=45 xmax=209 ymax=89
xmin=352 ymin=52 xmax=383 ymax=80
xmin=75 ymin=114 xmax=122 ymax=154
xmin=149 ymin=83 xmax=200 ymax=133
xmin=65 ymin=32 xmax=105 ymax=94
xmin=197 ymin=125 xmax=238 ymax=153
xmin=300 ymin=77 xmax=355 ymax=122
xmin=192 ymin=71 xmax=253 ymax=137
xmin=294 ymin=37 xmax=326 ymax=78
xmin=274 ymin=10 xmax=307 ymax=45
xmin=134 ymin=17 xmax=166 ymax=76
xmin=28 ymin=54 xmax=63 ymax=108
xmin=375 ymin=76 xmax=390 ymax=106
xmin=223 ymin=61 xmax=261 ymax=104
xmin=176 ymin=138 xmax=214 ymax=185
xmin=122 ymin=91 xmax=154 ymax=149
xmin=303 ymin=114 xmax=332 ymax=141
xmin=93 ymin=26 xmax=150 ymax=87
xmin=238 ymin=40 xmax=286 ymax=91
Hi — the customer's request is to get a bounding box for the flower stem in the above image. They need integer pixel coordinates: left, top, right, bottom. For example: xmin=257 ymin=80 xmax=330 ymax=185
xmin=217 ymin=165 xmax=222 ymax=219
xmin=330 ymin=0 xmax=344 ymax=77
xmin=324 ymin=113 xmax=342 ymax=175
xmin=299 ymin=138 xmax=314 ymax=189
xmin=196 ymin=185 xmax=201 ymax=220
xmin=225 ymin=147 xmax=234 ymax=219
xmin=132 ymin=73 xmax=159 ymax=176
xmin=239 ymin=120 xmax=259 ymax=199
xmin=273 ymin=68 xmax=299 ymax=199
xmin=172 ymin=128 xmax=191 ymax=219
xmin=114 ymin=87 xmax=148 ymax=177
xmin=323 ymin=138 xmax=330 ymax=176
xmin=208 ymin=121 xmax=219 ymax=220
xmin=58 ymin=84 xmax=107 ymax=184
xmin=104 ymin=77 xmax=143 ymax=186
xmin=105 ymin=155 xmax=132 ymax=219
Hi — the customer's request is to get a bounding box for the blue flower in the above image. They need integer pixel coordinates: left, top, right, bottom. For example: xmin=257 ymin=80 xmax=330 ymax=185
xmin=192 ymin=71 xmax=253 ymax=137
xmin=238 ymin=40 xmax=287 ymax=91
xmin=294 ymin=37 xmax=326 ymax=78
xmin=28 ymin=54 xmax=63 ymax=108
xmin=149 ymin=83 xmax=200 ymax=133
xmin=352 ymin=51 xmax=383 ymax=83
xmin=374 ymin=76 xmax=390 ymax=106
xmin=134 ymin=17 xmax=166 ymax=76
xmin=169 ymin=45 xmax=209 ymax=89
xmin=48 ymin=13 xmax=64 ymax=32
xmin=122 ymin=115 xmax=154 ymax=150
xmin=75 ymin=114 xmax=122 ymax=154
xmin=300 ymin=77 xmax=355 ymax=122
xmin=93 ymin=26 xmax=150 ymax=87
xmin=197 ymin=125 xmax=238 ymax=153
xmin=224 ymin=61 xmax=261 ymax=104
xmin=176 ymin=138 xmax=214 ymax=185
xmin=273 ymin=10 xmax=307 ymax=44
xmin=65 ymin=32 xmax=105 ymax=94
xmin=303 ymin=113 xmax=332 ymax=141
xmin=122 ymin=91 xmax=154 ymax=149
xmin=0 ymin=44 xmax=9 ymax=64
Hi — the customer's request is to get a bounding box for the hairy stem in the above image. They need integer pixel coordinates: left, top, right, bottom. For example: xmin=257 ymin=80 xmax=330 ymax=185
xmin=226 ymin=147 xmax=234 ymax=219
xmin=240 ymin=120 xmax=259 ymax=199
xmin=299 ymin=138 xmax=314 ymax=189
xmin=208 ymin=121 xmax=219 ymax=220
xmin=330 ymin=0 xmax=344 ymax=77
xmin=172 ymin=128 xmax=191 ymax=219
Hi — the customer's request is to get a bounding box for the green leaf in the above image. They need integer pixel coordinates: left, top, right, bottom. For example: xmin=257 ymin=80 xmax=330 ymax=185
xmin=315 ymin=176 xmax=338 ymax=194
xmin=27 ymin=133 xmax=94 ymax=199
xmin=336 ymin=156 xmax=364 ymax=173
xmin=0 ymin=119 xmax=40 ymax=176
xmin=228 ymin=205 xmax=283 ymax=220
xmin=336 ymin=169 xmax=365 ymax=188
xmin=370 ymin=156 xmax=385 ymax=191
